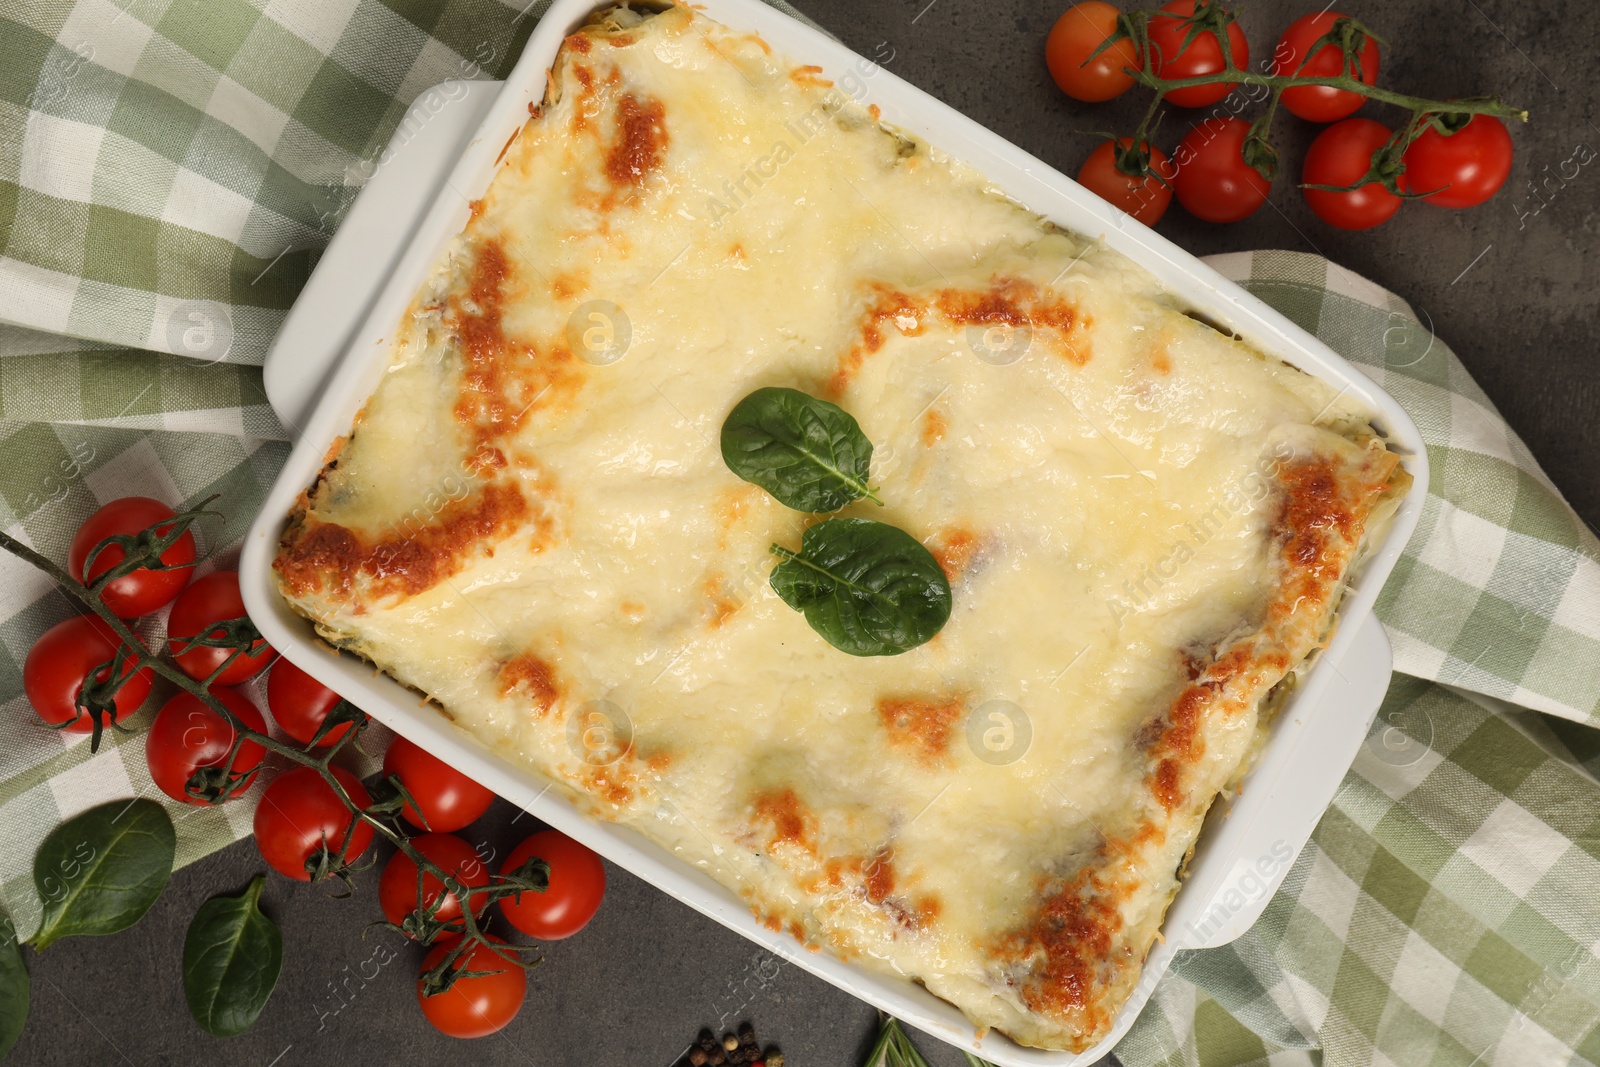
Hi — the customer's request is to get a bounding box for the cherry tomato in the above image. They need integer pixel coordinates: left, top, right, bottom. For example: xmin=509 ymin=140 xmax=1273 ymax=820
xmin=146 ymin=688 xmax=267 ymax=804
xmin=167 ymin=571 xmax=275 ymax=686
xmin=497 ymin=830 xmax=605 ymax=940
xmin=380 ymin=833 xmax=491 ymax=938
xmin=23 ymin=615 xmax=152 ymax=735
xmin=1076 ymin=139 xmax=1174 ymax=226
xmin=384 ymin=735 xmax=495 ymax=832
xmin=1147 ymin=0 xmax=1249 ymax=108
xmin=1272 ymin=13 xmax=1379 ymax=123
xmin=416 ymin=935 xmax=526 ymax=1039
xmin=1172 ymin=117 xmax=1271 ymax=222
xmin=1045 ymin=2 xmax=1141 ymax=103
xmin=69 ymin=497 xmax=196 ymax=618
xmin=254 ymin=765 xmax=375 ymax=881
xmin=1302 ymin=117 xmax=1404 ymax=230
xmin=266 ymin=659 xmax=352 ymax=748
xmin=1403 ymin=114 xmax=1513 ymax=209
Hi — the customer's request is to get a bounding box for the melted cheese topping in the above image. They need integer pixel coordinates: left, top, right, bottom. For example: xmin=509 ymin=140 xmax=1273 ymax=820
xmin=274 ymin=5 xmax=1407 ymax=1051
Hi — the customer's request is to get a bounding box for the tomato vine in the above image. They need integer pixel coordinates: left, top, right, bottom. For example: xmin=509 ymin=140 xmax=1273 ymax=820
xmin=1087 ymin=1 xmax=1527 ymax=194
xmin=0 ymin=502 xmax=549 ymax=1000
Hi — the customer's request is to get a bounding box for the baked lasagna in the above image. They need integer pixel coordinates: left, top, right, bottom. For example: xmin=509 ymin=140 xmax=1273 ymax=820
xmin=274 ymin=3 xmax=1408 ymax=1052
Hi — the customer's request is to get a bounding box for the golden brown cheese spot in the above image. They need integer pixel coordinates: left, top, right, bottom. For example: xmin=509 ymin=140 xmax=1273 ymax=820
xmin=929 ymin=528 xmax=979 ymax=583
xmin=1152 ymin=348 xmax=1172 ymax=375
xmin=564 ymin=31 xmax=592 ymax=54
xmin=1139 ymin=449 xmax=1398 ymax=813
xmin=569 ymin=64 xmax=597 ymax=135
xmin=750 ymin=788 xmax=815 ymax=855
xmin=863 ymin=847 xmax=895 ymax=904
xmin=937 ymin=278 xmax=1090 ymax=366
xmin=703 ymin=574 xmax=740 ymax=628
xmin=999 ymin=868 xmax=1126 ymax=1036
xmin=448 ymin=242 xmax=583 ymax=448
xmin=920 ymin=408 xmax=947 ymax=446
xmin=877 ymin=695 xmax=965 ymax=765
xmin=364 ymin=483 xmax=530 ymax=598
xmin=274 ymin=520 xmax=362 ymax=597
xmin=549 ymin=270 xmax=588 ymax=300
xmin=604 ymin=93 xmax=668 ymax=188
xmin=619 ymin=599 xmax=646 ymax=621
xmin=713 ymin=484 xmax=759 ymax=547
xmin=497 ymin=653 xmax=560 ymax=716
xmin=466 ymin=445 xmax=507 ymax=475
xmin=450 ymin=241 xmax=514 ymax=438
xmin=833 ymin=280 xmax=1089 ymax=393
xmin=829 ymin=286 xmax=927 ymax=395
xmin=275 ymin=483 xmax=531 ymax=602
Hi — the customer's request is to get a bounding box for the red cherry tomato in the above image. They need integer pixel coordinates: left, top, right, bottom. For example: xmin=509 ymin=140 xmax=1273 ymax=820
xmin=253 ymin=765 xmax=375 ymax=881
xmin=167 ymin=571 xmax=275 ymax=686
xmin=1302 ymin=118 xmax=1404 ymax=229
xmin=1272 ymin=13 xmax=1379 ymax=123
xmin=416 ymin=935 xmax=526 ymax=1039
xmin=266 ymin=659 xmax=352 ymax=748
xmin=1172 ymin=117 xmax=1272 ymax=222
xmin=497 ymin=830 xmax=606 ymax=940
xmin=23 ymin=615 xmax=152 ymax=735
xmin=69 ymin=497 xmax=196 ymax=618
xmin=146 ymin=688 xmax=267 ymax=805
xmin=1045 ymin=2 xmax=1141 ymax=103
xmin=1403 ymin=114 xmax=1514 ymax=209
xmin=380 ymin=833 xmax=491 ymax=938
xmin=1147 ymin=0 xmax=1249 ymax=108
xmin=1076 ymin=139 xmax=1174 ymax=226
xmin=384 ymin=735 xmax=495 ymax=832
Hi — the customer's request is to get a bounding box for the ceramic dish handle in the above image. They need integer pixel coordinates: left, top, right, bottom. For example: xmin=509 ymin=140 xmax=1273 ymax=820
xmin=262 ymin=80 xmax=503 ymax=430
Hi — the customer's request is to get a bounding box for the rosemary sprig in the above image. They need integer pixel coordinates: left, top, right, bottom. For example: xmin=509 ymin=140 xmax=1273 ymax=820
xmin=862 ymin=1015 xmax=999 ymax=1067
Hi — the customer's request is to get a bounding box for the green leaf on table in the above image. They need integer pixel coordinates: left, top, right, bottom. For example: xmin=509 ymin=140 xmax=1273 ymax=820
xmin=721 ymin=387 xmax=880 ymax=512
xmin=770 ymin=518 xmax=951 ymax=657
xmin=0 ymin=907 xmax=28 ymax=1058
xmin=30 ymin=798 xmax=175 ymax=950
xmin=183 ymin=875 xmax=282 ymax=1037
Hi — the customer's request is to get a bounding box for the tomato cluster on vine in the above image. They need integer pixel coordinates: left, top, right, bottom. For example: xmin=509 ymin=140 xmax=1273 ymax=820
xmin=1045 ymin=1 xmax=1521 ymax=230
xmin=19 ymin=496 xmax=609 ymax=1040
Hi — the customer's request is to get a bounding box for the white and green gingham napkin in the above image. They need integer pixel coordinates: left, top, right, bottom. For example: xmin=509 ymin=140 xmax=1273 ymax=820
xmin=2 ymin=3 xmax=1598 ymax=1065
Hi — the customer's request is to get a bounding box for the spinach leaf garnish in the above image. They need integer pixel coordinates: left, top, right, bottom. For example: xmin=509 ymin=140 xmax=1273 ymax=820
xmin=770 ymin=518 xmax=951 ymax=656
xmin=721 ymin=387 xmax=880 ymax=513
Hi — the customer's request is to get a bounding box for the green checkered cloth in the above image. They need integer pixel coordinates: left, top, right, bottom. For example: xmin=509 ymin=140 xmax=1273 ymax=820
xmin=1 ymin=3 xmax=1597 ymax=1065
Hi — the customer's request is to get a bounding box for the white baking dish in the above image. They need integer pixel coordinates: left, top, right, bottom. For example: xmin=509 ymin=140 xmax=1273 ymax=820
xmin=241 ymin=1 xmax=1428 ymax=1060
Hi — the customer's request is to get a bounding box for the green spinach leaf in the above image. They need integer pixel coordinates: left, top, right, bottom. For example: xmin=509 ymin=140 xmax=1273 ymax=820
xmin=721 ymin=387 xmax=880 ymax=512
xmin=184 ymin=875 xmax=282 ymax=1037
xmin=0 ymin=907 xmax=27 ymax=1058
xmin=770 ymin=518 xmax=951 ymax=656
xmin=31 ymin=798 xmax=175 ymax=950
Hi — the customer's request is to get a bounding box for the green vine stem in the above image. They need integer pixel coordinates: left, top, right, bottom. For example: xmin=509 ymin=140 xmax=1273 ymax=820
xmin=0 ymin=510 xmax=547 ymax=993
xmin=1095 ymin=3 xmax=1527 ymax=189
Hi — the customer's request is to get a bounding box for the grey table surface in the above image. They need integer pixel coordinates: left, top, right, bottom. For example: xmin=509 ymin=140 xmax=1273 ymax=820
xmin=8 ymin=1 xmax=1598 ymax=1065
